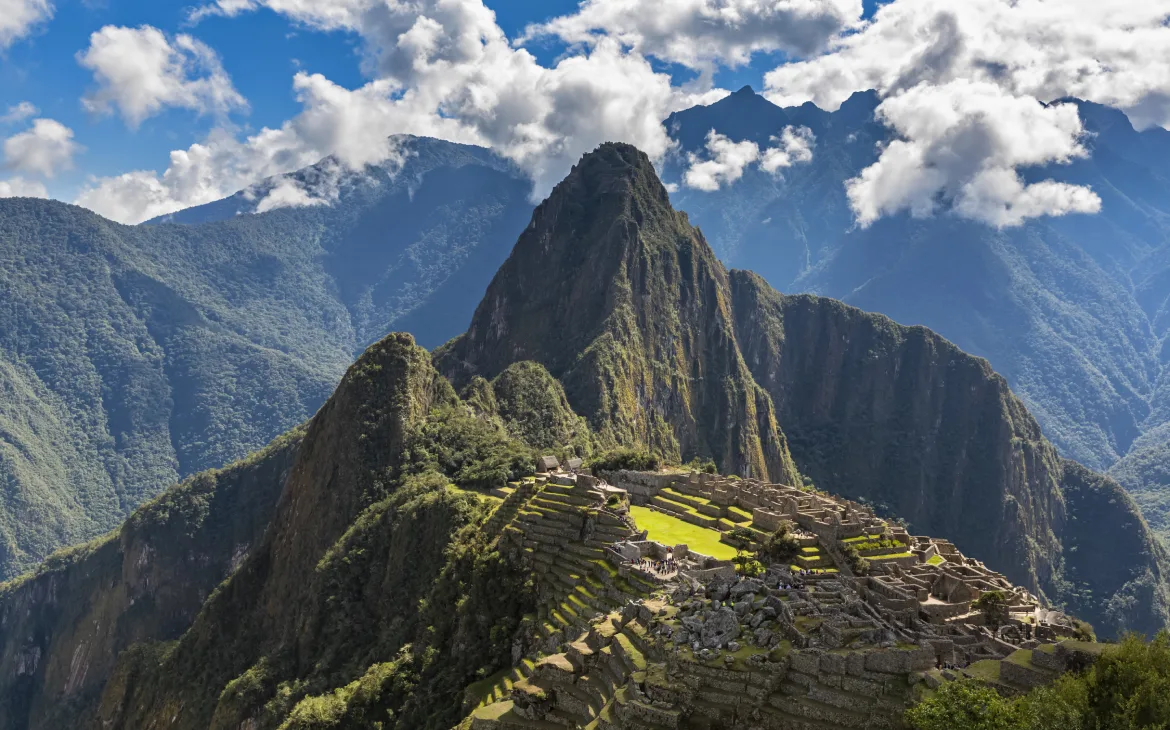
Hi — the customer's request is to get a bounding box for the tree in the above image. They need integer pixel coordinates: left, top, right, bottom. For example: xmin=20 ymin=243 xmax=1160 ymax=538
xmin=906 ymin=680 xmax=1020 ymax=730
xmin=973 ymin=591 xmax=1011 ymax=629
xmin=758 ymin=522 xmax=800 ymax=563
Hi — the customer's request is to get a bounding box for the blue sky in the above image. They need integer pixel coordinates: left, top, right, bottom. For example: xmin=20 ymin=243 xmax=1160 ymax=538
xmin=0 ymin=0 xmax=885 ymax=203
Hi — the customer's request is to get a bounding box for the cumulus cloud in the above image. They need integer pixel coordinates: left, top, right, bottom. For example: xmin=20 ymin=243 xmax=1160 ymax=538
xmin=763 ymin=0 xmax=1170 ymax=130
xmin=3 ymin=119 xmax=81 ymax=178
xmin=520 ymin=0 xmax=862 ymax=74
xmin=685 ymin=131 xmax=759 ymax=191
xmin=254 ymin=176 xmax=332 ymax=214
xmin=78 ymin=25 xmax=247 ymax=128
xmin=0 ymin=0 xmax=51 ymax=49
xmin=0 ymin=176 xmax=47 ymax=198
xmin=684 ymin=126 xmax=815 ymax=191
xmin=760 ymin=125 xmax=815 ymax=174
xmin=845 ymin=81 xmax=1101 ymax=228
xmin=83 ymin=0 xmax=725 ymax=223
xmin=1 ymin=102 xmax=39 ymax=125
xmin=75 ymin=72 xmax=440 ymax=224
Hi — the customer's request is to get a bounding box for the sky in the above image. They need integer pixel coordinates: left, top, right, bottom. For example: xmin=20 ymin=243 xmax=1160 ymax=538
xmin=0 ymin=0 xmax=1167 ymax=228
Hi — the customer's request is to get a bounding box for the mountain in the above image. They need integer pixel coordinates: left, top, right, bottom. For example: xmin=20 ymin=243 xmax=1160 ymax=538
xmin=0 ymin=143 xmax=1165 ymax=730
xmin=0 ymin=136 xmax=531 ymax=578
xmin=663 ymin=87 xmax=1170 ymax=541
xmin=435 ymin=143 xmax=800 ymax=484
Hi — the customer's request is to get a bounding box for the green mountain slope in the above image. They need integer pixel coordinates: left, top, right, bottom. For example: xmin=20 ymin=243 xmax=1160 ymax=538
xmin=435 ymin=143 xmax=801 ymax=484
xmin=0 ymin=143 xmax=1164 ymax=730
xmin=0 ymin=137 xmax=531 ymax=578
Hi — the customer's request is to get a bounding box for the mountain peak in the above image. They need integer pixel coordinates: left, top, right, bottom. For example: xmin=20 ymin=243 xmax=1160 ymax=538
xmin=436 ymin=146 xmax=801 ymax=483
xmin=734 ymin=84 xmax=756 ymax=96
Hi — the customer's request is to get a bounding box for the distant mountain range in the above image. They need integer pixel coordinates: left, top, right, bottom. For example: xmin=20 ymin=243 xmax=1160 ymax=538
xmin=662 ymin=86 xmax=1170 ymax=542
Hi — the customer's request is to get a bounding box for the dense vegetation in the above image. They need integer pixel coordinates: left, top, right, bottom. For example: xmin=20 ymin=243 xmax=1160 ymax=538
xmin=0 ymin=136 xmax=531 ymax=578
xmin=907 ymin=634 xmax=1170 ymax=730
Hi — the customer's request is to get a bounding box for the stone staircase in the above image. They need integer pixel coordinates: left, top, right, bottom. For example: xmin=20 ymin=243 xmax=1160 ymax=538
xmin=466 ymin=612 xmax=654 ymax=730
xmin=495 ymin=474 xmax=658 ymax=652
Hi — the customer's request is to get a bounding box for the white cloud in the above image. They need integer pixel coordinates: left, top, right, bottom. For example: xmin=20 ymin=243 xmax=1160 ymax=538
xmin=684 ymin=126 xmax=815 ymax=190
xmin=254 ymin=175 xmax=332 ymax=213
xmin=685 ymin=131 xmax=759 ymax=191
xmin=78 ymin=25 xmax=247 ymax=128
xmin=74 ymin=72 xmax=456 ymax=224
xmin=760 ymin=125 xmax=815 ymax=174
xmin=1 ymin=102 xmax=39 ymax=125
xmin=0 ymin=176 xmax=47 ymax=198
xmin=845 ymin=81 xmax=1101 ymax=228
xmin=3 ymin=119 xmax=81 ymax=178
xmin=763 ymin=0 xmax=1170 ymax=130
xmin=82 ymin=0 xmax=726 ymax=223
xmin=520 ymin=0 xmax=862 ymax=75
xmin=0 ymin=0 xmax=51 ymax=49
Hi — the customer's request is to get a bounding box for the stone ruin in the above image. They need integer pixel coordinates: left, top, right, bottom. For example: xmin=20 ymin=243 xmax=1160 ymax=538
xmin=461 ymin=467 xmax=1095 ymax=730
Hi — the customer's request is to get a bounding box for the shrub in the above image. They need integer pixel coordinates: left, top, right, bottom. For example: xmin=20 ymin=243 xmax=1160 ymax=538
xmin=973 ymin=591 xmax=1011 ymax=629
xmin=586 ymin=448 xmax=660 ymax=473
xmin=758 ymin=523 xmax=801 ymax=563
xmin=684 ymin=457 xmax=718 ymax=474
xmin=733 ymin=550 xmax=764 ymax=577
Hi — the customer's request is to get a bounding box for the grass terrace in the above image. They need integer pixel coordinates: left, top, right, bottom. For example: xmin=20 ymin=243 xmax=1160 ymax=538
xmin=630 ymin=506 xmax=738 ymax=560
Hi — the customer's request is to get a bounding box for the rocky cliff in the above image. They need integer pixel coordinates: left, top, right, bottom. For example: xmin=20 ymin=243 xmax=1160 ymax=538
xmin=436 ymin=143 xmax=800 ymax=485
xmin=728 ymin=273 xmax=1170 ymax=636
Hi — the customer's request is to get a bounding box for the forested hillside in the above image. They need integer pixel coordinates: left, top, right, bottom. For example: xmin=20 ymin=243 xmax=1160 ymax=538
xmin=0 ymin=136 xmax=531 ymax=578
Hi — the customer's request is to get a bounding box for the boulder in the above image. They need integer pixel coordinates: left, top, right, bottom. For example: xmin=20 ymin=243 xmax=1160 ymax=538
xmin=701 ymin=608 xmax=741 ymax=649
xmin=753 ymin=627 xmax=774 ymax=647
xmin=731 ymin=578 xmax=764 ymax=600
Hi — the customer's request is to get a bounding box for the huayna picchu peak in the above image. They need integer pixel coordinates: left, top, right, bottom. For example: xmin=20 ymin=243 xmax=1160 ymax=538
xmin=0 ymin=144 xmax=1166 ymax=730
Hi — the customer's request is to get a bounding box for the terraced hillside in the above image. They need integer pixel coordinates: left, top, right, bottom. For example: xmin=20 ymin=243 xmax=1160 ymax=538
xmin=459 ymin=466 xmax=1099 ymax=730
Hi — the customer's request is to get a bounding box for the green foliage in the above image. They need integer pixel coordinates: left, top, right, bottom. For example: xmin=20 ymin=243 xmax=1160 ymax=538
xmin=490 ymin=362 xmax=595 ymax=455
xmin=842 ymin=544 xmax=870 ymax=576
xmin=586 ymin=448 xmax=661 ymax=473
xmin=684 ymin=456 xmax=718 ymax=474
xmin=908 ymin=634 xmax=1170 ymax=730
xmin=733 ymin=550 xmax=765 ymax=577
xmin=728 ymin=526 xmax=756 ymax=543
xmin=404 ymin=404 xmax=535 ymax=490
xmin=907 ymin=680 xmax=1022 ymax=730
xmin=974 ymin=591 xmax=1011 ymax=628
xmin=757 ymin=523 xmax=801 ymax=563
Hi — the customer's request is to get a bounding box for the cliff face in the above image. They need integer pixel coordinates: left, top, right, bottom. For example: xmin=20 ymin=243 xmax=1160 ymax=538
xmin=436 ymin=143 xmax=801 ymax=484
xmin=0 ymin=428 xmax=301 ymax=729
xmin=728 ymin=271 xmax=1170 ymax=637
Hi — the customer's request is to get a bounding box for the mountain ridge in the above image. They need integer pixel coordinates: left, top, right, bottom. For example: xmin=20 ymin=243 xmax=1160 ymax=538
xmin=0 ymin=142 xmax=1165 ymax=730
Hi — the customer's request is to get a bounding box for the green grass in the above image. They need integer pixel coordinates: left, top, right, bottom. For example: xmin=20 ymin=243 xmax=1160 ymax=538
xmin=927 ymin=554 xmax=945 ymax=566
xmin=869 ymin=551 xmax=915 ymax=560
xmin=629 ymin=506 xmax=738 ymax=560
xmin=726 ymin=506 xmax=753 ymax=523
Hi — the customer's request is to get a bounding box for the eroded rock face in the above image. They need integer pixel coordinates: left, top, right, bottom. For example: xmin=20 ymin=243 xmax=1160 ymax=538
xmin=701 ymin=608 xmax=741 ymax=649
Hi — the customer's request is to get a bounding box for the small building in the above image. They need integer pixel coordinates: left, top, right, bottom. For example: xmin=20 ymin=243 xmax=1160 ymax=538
xmin=537 ymin=455 xmax=560 ymax=472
